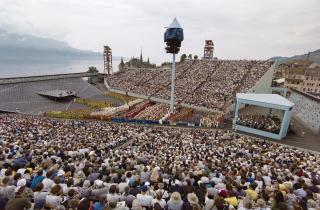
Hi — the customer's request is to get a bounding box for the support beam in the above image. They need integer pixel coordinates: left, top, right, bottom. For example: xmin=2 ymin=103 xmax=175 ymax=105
xmin=170 ymin=53 xmax=176 ymax=113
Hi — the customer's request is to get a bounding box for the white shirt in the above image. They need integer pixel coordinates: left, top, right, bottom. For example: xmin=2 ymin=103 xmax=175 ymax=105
xmin=42 ymin=178 xmax=54 ymax=192
xmin=137 ymin=193 xmax=153 ymax=207
xmin=46 ymin=195 xmax=62 ymax=208
xmin=262 ymin=176 xmax=271 ymax=186
xmin=118 ymin=182 xmax=128 ymax=193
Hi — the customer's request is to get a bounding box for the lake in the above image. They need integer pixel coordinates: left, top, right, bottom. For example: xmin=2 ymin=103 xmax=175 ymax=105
xmin=0 ymin=59 xmax=121 ymax=78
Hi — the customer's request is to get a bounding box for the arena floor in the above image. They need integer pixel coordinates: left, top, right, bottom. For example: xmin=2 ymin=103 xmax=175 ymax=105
xmin=0 ymin=78 xmax=123 ymax=114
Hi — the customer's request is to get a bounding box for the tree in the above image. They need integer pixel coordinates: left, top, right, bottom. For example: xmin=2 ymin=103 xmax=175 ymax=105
xmin=87 ymin=66 xmax=102 ymax=84
xmin=120 ymin=57 xmax=125 ymax=67
xmin=188 ymin=54 xmax=192 ymax=60
xmin=87 ymin=66 xmax=98 ymax=73
xmin=180 ymin=54 xmax=187 ymax=62
xmin=147 ymin=57 xmax=150 ymax=64
xmin=194 ymin=55 xmax=198 ymax=60
xmin=120 ymin=57 xmax=124 ymax=65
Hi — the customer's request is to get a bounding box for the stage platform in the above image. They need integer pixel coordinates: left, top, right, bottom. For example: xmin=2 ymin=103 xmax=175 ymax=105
xmin=37 ymin=90 xmax=77 ymax=99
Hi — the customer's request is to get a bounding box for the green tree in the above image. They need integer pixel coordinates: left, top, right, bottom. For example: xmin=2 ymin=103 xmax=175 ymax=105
xmin=180 ymin=54 xmax=187 ymax=62
xmin=87 ymin=66 xmax=98 ymax=73
xmin=194 ymin=55 xmax=198 ymax=60
xmin=120 ymin=57 xmax=125 ymax=67
xmin=188 ymin=54 xmax=192 ymax=59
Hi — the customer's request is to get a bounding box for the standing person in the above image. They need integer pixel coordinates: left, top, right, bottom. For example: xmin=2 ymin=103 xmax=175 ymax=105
xmin=45 ymin=185 xmax=64 ymax=209
xmin=137 ymin=185 xmax=153 ymax=208
xmin=167 ymin=192 xmax=184 ymax=210
xmin=94 ymin=194 xmax=107 ymax=210
xmin=182 ymin=193 xmax=201 ymax=210
xmin=33 ymin=183 xmax=48 ymax=210
xmin=152 ymin=191 xmax=166 ymax=209
xmin=4 ymin=197 xmax=32 ymax=210
xmin=31 ymin=169 xmax=45 ymax=190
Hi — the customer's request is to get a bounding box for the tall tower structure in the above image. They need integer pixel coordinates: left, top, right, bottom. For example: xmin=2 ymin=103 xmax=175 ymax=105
xmin=104 ymin=46 xmax=113 ymax=74
xmin=203 ymin=40 xmax=214 ymax=59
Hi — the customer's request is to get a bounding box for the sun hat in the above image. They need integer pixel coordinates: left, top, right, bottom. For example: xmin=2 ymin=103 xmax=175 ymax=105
xmin=141 ymin=185 xmax=148 ymax=192
xmin=17 ymin=179 xmax=26 ymax=187
xmin=187 ymin=193 xmax=199 ymax=204
xmin=171 ymin=192 xmax=182 ymax=203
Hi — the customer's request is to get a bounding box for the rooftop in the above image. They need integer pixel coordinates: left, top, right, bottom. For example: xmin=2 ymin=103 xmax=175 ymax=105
xmin=237 ymin=93 xmax=295 ymax=107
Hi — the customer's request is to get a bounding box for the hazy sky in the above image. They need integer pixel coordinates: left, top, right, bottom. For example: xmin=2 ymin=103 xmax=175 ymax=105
xmin=0 ymin=0 xmax=319 ymax=64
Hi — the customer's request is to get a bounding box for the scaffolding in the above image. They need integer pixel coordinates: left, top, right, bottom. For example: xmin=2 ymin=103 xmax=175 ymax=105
xmin=203 ymin=40 xmax=214 ymax=59
xmin=104 ymin=46 xmax=113 ymax=74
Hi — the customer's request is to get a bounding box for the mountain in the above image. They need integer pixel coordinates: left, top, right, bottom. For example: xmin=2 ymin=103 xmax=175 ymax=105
xmin=0 ymin=30 xmax=103 ymax=62
xmin=270 ymin=49 xmax=320 ymax=64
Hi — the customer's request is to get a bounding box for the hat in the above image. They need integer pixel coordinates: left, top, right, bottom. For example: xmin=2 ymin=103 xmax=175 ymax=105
xmin=94 ymin=180 xmax=103 ymax=187
xmin=218 ymin=190 xmax=228 ymax=198
xmin=83 ymin=180 xmax=91 ymax=188
xmin=201 ymin=177 xmax=210 ymax=184
xmin=256 ymin=199 xmax=266 ymax=208
xmin=17 ymin=179 xmax=26 ymax=187
xmin=187 ymin=193 xmax=199 ymax=204
xmin=145 ymin=182 xmax=150 ymax=186
xmin=171 ymin=192 xmax=182 ymax=203
xmin=141 ymin=185 xmax=148 ymax=192
xmin=57 ymin=170 xmax=65 ymax=176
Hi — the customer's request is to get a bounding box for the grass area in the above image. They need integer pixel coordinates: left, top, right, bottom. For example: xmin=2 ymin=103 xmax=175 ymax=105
xmin=107 ymin=92 xmax=137 ymax=104
xmin=46 ymin=109 xmax=92 ymax=120
xmin=46 ymin=109 xmax=112 ymax=120
xmin=75 ymin=98 xmax=113 ymax=109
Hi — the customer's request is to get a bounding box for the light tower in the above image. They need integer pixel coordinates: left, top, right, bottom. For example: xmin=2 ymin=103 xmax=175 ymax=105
xmin=164 ymin=18 xmax=184 ymax=113
xmin=104 ymin=46 xmax=113 ymax=74
xmin=203 ymin=40 xmax=214 ymax=59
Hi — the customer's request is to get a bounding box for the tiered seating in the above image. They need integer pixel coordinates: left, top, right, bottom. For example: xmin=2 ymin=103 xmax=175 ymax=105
xmin=106 ymin=60 xmax=274 ymax=110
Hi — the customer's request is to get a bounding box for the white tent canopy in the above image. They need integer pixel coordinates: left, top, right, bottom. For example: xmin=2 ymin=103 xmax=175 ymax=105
xmin=236 ymin=93 xmax=294 ymax=110
xmin=233 ymin=93 xmax=295 ymax=140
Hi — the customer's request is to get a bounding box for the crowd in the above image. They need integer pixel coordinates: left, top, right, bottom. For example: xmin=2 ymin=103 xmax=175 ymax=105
xmin=106 ymin=60 xmax=274 ymax=110
xmin=1 ymin=114 xmax=320 ymax=210
xmin=236 ymin=114 xmax=281 ymax=134
xmin=200 ymin=113 xmax=225 ymax=128
xmin=288 ymin=92 xmax=320 ymax=133
xmin=134 ymin=104 xmax=169 ymax=121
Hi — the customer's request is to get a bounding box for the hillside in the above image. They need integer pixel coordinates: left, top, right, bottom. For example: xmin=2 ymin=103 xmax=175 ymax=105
xmin=270 ymin=49 xmax=320 ymax=64
xmin=0 ymin=30 xmax=102 ymax=61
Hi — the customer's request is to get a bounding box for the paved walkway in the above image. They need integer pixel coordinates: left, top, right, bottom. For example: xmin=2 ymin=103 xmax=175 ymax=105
xmin=278 ymin=117 xmax=320 ymax=152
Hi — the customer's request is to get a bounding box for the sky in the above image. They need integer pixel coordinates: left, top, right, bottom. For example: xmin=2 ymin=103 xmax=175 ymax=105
xmin=0 ymin=0 xmax=319 ymax=64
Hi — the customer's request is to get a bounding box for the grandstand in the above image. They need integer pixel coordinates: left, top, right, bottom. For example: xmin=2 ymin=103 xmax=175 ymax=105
xmin=0 ymin=77 xmax=122 ymax=114
xmin=289 ymin=89 xmax=320 ymax=134
xmin=105 ymin=59 xmax=276 ymax=112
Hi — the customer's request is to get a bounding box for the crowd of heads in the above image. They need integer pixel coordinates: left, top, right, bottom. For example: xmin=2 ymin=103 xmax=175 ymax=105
xmin=1 ymin=114 xmax=320 ymax=210
xmin=106 ymin=60 xmax=274 ymax=110
xmin=236 ymin=114 xmax=281 ymax=134
xmin=288 ymin=91 xmax=320 ymax=133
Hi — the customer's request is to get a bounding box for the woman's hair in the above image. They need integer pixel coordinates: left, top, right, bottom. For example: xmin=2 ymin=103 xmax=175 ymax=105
xmin=109 ymin=202 xmax=117 ymax=209
xmin=274 ymin=190 xmax=285 ymax=204
xmin=53 ymin=176 xmax=61 ymax=184
xmin=35 ymin=183 xmax=44 ymax=192
xmin=109 ymin=185 xmax=117 ymax=194
xmin=153 ymin=203 xmax=163 ymax=210
xmin=50 ymin=184 xmax=62 ymax=196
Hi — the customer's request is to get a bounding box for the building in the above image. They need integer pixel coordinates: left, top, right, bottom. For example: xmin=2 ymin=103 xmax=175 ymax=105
xmin=284 ymin=67 xmax=320 ymax=96
xmin=276 ymin=60 xmax=320 ymax=96
xmin=303 ymin=68 xmax=320 ymax=94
